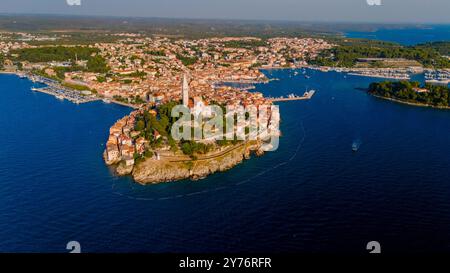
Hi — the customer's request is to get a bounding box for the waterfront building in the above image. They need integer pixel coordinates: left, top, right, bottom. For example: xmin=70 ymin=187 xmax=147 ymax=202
xmin=106 ymin=144 xmax=120 ymax=162
xmin=124 ymin=156 xmax=135 ymax=167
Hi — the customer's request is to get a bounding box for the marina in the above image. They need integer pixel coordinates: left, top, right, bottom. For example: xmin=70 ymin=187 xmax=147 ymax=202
xmin=31 ymin=86 xmax=99 ymax=104
xmin=26 ymin=74 xmax=99 ymax=104
xmin=347 ymin=71 xmax=411 ymax=80
xmin=425 ymin=69 xmax=450 ymax=85
xmin=269 ymin=90 xmax=316 ymax=102
xmin=25 ymin=73 xmax=140 ymax=107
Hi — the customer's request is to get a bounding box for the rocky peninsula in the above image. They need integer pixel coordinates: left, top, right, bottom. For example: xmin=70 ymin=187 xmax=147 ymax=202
xmin=103 ymin=97 xmax=277 ymax=185
xmin=132 ymin=141 xmax=261 ymax=184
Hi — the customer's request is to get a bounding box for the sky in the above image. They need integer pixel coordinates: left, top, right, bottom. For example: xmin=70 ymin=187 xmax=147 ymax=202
xmin=0 ymin=0 xmax=449 ymax=23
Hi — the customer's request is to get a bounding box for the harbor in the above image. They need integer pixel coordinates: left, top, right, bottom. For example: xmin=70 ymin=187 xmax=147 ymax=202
xmin=22 ymin=73 xmax=140 ymax=108
xmin=31 ymin=86 xmax=99 ymax=104
xmin=425 ymin=69 xmax=450 ymax=85
xmin=24 ymin=73 xmax=99 ymax=104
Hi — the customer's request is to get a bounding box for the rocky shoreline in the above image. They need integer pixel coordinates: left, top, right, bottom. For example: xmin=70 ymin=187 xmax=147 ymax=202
xmin=105 ymin=141 xmax=263 ymax=185
xmin=370 ymin=94 xmax=450 ymax=110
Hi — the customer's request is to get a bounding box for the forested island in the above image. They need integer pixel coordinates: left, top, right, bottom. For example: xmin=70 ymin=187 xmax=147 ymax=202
xmin=368 ymin=81 xmax=450 ymax=108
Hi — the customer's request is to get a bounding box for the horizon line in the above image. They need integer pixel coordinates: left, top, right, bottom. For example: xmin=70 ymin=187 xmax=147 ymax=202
xmin=0 ymin=12 xmax=449 ymax=26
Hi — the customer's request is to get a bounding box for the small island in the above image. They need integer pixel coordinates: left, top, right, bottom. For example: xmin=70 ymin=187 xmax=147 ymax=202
xmin=368 ymin=80 xmax=450 ymax=109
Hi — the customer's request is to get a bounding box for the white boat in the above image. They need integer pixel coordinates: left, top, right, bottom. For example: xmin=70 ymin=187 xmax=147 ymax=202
xmin=56 ymin=95 xmax=64 ymax=100
xmin=103 ymin=98 xmax=111 ymax=104
xmin=303 ymin=90 xmax=316 ymax=98
xmin=352 ymin=140 xmax=361 ymax=152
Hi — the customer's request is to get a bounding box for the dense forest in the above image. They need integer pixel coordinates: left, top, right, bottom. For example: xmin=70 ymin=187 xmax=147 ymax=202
xmin=311 ymin=40 xmax=450 ymax=68
xmin=10 ymin=46 xmax=110 ymax=74
xmin=0 ymin=15 xmax=345 ymax=39
xmin=368 ymin=81 xmax=450 ymax=107
xmin=11 ymin=46 xmax=98 ymax=62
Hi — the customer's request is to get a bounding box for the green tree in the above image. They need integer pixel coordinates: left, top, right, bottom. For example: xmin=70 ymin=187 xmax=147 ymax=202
xmin=87 ymin=55 xmax=109 ymax=73
xmin=135 ymin=120 xmax=145 ymax=131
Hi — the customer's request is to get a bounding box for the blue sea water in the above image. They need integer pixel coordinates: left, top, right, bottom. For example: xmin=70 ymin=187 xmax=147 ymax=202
xmin=1 ymin=69 xmax=450 ymax=254
xmin=346 ymin=25 xmax=450 ymax=45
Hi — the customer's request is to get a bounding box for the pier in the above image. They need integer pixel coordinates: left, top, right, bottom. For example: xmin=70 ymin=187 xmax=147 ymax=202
xmin=269 ymin=90 xmax=316 ymax=102
xmin=28 ymin=74 xmax=100 ymax=104
xmin=31 ymin=86 xmax=100 ymax=104
xmin=109 ymin=99 xmax=140 ymax=109
xmin=24 ymin=74 xmax=142 ymax=108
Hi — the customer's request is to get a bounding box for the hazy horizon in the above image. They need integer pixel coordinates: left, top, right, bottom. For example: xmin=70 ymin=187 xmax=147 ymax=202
xmin=0 ymin=0 xmax=449 ymax=24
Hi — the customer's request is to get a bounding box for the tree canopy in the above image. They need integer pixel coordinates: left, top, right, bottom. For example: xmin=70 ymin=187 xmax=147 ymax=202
xmin=368 ymin=81 xmax=450 ymax=107
xmin=311 ymin=42 xmax=450 ymax=69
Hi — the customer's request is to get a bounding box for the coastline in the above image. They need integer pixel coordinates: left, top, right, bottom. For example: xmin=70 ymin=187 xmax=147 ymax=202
xmin=0 ymin=70 xmax=140 ymax=109
xmin=0 ymin=71 xmax=19 ymax=75
xmin=348 ymin=72 xmax=410 ymax=80
xmin=109 ymin=141 xmax=264 ymax=185
xmin=370 ymin=93 xmax=450 ymax=110
xmin=1 ymin=69 xmax=274 ymax=185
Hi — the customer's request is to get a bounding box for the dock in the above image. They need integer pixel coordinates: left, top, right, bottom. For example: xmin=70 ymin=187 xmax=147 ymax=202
xmin=27 ymin=74 xmax=99 ymax=104
xmin=25 ymin=74 xmax=143 ymax=108
xmin=31 ymin=86 xmax=100 ymax=104
xmin=269 ymin=90 xmax=316 ymax=102
xmin=109 ymin=99 xmax=140 ymax=109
